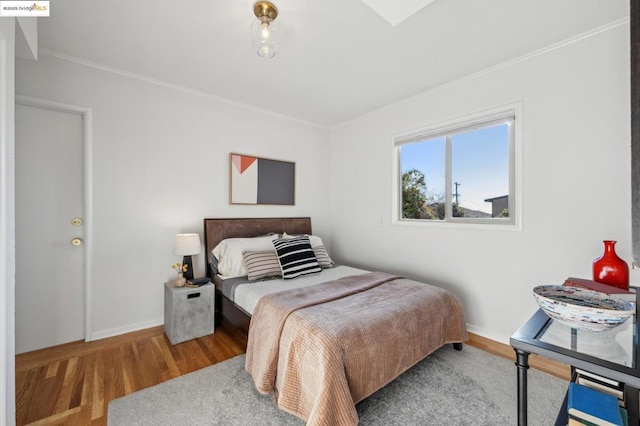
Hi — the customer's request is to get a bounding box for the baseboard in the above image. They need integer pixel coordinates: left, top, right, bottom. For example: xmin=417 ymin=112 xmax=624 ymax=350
xmin=465 ymin=323 xmax=511 ymax=345
xmin=89 ymin=320 xmax=570 ymax=381
xmin=70 ymin=318 xmax=573 ymax=382
xmin=89 ymin=317 xmax=164 ymax=342
xmin=466 ymin=331 xmax=571 ymax=382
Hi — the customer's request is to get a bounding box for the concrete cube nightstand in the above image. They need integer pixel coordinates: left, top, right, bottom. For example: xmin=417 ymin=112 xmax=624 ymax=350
xmin=164 ymin=282 xmax=215 ymax=345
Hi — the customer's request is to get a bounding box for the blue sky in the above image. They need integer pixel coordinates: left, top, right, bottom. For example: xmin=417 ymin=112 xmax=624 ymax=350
xmin=401 ymin=124 xmax=509 ymax=213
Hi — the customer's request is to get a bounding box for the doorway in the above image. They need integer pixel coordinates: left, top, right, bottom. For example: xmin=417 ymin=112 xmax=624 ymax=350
xmin=14 ymin=96 xmax=92 ymax=354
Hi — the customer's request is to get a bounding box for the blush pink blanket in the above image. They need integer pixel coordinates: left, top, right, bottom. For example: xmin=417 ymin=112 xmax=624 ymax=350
xmin=245 ymin=272 xmax=468 ymax=425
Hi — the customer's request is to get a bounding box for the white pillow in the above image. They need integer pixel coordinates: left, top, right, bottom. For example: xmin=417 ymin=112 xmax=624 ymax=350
xmin=283 ymin=232 xmax=334 ymax=268
xmin=212 ymin=235 xmax=278 ymax=278
xmin=283 ymin=232 xmax=324 ymax=248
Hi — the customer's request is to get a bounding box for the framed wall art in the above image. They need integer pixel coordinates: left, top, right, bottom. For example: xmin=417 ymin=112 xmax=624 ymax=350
xmin=229 ymin=153 xmax=295 ymax=205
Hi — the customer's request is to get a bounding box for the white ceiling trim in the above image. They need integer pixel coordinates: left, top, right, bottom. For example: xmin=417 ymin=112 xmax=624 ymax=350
xmin=360 ymin=0 xmax=437 ymax=26
xmin=332 ymin=17 xmax=630 ymax=129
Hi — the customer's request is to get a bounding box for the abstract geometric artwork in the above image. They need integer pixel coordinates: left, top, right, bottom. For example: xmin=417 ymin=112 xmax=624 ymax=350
xmin=229 ymin=153 xmax=295 ymax=205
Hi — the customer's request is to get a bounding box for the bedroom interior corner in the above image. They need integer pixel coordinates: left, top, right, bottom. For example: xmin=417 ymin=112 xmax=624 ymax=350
xmin=3 ymin=0 xmax=637 ymax=424
xmin=11 ymin=0 xmax=632 ymax=352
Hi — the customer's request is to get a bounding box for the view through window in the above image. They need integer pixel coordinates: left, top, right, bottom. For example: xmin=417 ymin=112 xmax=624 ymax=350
xmin=397 ymin=114 xmax=514 ymax=224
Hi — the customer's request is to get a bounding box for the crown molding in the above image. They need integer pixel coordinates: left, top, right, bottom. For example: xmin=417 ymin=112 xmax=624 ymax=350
xmin=334 ymin=17 xmax=630 ymax=129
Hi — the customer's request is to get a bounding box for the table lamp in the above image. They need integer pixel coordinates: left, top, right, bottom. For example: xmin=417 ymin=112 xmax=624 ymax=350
xmin=173 ymin=233 xmax=201 ymax=280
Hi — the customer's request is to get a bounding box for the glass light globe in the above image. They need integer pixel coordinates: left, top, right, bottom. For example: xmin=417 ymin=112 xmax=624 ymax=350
xmin=251 ymin=18 xmax=280 ymax=59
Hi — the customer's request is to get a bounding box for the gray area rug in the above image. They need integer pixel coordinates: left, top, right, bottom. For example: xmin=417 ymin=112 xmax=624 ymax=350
xmin=108 ymin=345 xmax=566 ymax=425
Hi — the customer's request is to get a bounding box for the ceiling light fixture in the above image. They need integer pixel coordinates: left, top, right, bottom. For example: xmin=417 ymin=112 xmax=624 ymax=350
xmin=251 ymin=1 xmax=281 ymax=59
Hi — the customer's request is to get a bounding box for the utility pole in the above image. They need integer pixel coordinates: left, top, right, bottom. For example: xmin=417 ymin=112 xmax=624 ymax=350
xmin=453 ymin=182 xmax=461 ymax=206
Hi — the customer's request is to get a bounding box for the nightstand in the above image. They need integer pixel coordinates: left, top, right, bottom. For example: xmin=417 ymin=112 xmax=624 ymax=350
xmin=164 ymin=282 xmax=215 ymax=345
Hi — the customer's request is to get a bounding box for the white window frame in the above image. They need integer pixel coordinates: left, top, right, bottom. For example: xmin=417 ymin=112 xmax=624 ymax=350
xmin=392 ymin=103 xmax=523 ymax=230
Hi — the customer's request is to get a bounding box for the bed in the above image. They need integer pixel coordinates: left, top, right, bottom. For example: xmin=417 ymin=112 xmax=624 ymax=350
xmin=204 ymin=217 xmax=468 ymax=426
xmin=204 ymin=217 xmax=317 ymax=332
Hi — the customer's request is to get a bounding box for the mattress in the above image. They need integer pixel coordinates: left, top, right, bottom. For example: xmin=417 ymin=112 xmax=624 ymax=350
xmin=217 ymin=265 xmax=369 ymax=315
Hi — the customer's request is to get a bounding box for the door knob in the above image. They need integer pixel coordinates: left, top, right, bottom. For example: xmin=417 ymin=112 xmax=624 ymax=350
xmin=71 ymin=238 xmax=83 ymax=246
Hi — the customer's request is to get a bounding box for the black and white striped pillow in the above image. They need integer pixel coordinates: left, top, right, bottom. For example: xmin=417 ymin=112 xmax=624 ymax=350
xmin=242 ymin=250 xmax=282 ymax=281
xmin=273 ymin=235 xmax=321 ymax=279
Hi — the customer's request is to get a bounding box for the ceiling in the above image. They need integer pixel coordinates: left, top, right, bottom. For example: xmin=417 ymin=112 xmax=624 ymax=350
xmin=361 ymin=0 xmax=438 ymax=26
xmin=36 ymin=0 xmax=629 ymax=127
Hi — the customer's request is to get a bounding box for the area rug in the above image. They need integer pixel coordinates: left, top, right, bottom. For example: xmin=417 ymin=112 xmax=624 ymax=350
xmin=108 ymin=344 xmax=566 ymax=425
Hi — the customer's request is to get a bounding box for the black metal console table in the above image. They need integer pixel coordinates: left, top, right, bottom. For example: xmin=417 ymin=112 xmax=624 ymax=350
xmin=510 ymin=301 xmax=640 ymax=426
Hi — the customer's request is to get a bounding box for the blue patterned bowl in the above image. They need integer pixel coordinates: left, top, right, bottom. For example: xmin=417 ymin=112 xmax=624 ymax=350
xmin=533 ymin=285 xmax=635 ymax=332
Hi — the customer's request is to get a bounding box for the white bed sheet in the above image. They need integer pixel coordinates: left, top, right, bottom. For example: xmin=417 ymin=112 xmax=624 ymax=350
xmin=234 ymin=265 xmax=369 ymax=315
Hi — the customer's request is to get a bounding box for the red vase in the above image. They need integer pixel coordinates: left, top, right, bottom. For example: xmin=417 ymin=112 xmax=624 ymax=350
xmin=592 ymin=240 xmax=629 ymax=290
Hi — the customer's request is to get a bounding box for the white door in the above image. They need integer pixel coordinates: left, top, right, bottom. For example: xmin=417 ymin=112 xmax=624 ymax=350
xmin=15 ymin=102 xmax=85 ymax=354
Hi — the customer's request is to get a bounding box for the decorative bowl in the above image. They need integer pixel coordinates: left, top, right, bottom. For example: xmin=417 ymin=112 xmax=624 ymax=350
xmin=533 ymin=285 xmax=635 ymax=332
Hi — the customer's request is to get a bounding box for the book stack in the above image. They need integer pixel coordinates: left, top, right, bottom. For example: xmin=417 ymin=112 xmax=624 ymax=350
xmin=563 ymin=277 xmax=636 ymax=303
xmin=575 ymin=369 xmax=625 ymax=406
xmin=567 ymin=382 xmax=627 ymax=426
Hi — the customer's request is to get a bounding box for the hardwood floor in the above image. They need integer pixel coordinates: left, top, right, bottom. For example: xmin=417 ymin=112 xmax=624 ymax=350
xmin=14 ymin=323 xmax=247 ymax=425
xmin=14 ymin=324 xmax=569 ymax=426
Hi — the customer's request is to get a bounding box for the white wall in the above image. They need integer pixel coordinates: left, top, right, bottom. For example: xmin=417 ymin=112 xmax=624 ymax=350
xmin=10 ymin=14 xmax=635 ymax=354
xmin=0 ymin=17 xmax=16 ymax=426
xmin=329 ymin=23 xmax=633 ymax=344
xmin=15 ymin=53 xmax=331 ymax=341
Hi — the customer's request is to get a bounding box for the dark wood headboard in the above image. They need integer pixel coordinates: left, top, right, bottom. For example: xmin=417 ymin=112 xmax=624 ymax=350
xmin=203 ymin=217 xmax=312 ymax=278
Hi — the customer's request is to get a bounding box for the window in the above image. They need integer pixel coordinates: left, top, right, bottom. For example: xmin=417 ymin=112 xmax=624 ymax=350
xmin=394 ymin=108 xmax=518 ymax=226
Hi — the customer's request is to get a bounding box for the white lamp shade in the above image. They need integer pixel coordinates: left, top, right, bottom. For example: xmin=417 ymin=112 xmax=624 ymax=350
xmin=173 ymin=233 xmax=201 ymax=256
